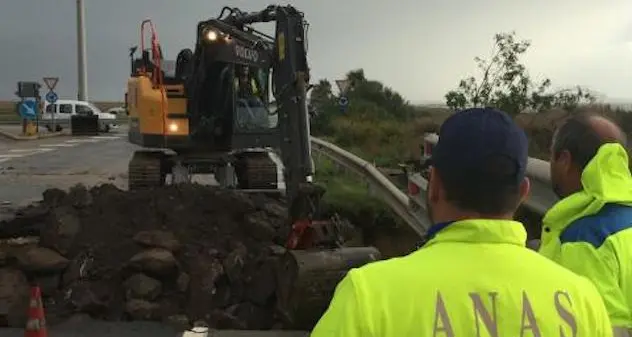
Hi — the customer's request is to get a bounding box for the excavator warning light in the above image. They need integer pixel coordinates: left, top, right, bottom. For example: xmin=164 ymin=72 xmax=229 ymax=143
xmin=206 ymin=30 xmax=218 ymax=41
xmin=168 ymin=122 xmax=179 ymax=132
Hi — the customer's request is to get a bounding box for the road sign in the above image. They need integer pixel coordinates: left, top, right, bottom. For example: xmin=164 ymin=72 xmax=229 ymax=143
xmin=338 ymin=96 xmax=349 ymax=107
xmin=335 ymin=79 xmax=351 ymax=93
xmin=16 ymin=82 xmax=41 ymax=98
xmin=19 ymin=99 xmax=38 ymax=120
xmin=45 ymin=91 xmax=58 ymax=104
xmin=42 ymin=77 xmax=59 ymax=91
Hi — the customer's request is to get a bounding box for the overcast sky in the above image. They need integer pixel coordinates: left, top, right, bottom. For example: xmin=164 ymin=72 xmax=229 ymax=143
xmin=1 ymin=0 xmax=631 ymax=103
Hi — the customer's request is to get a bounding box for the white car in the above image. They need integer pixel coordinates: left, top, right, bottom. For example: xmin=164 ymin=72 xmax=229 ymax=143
xmin=105 ymin=107 xmax=126 ymax=116
xmin=42 ymin=99 xmax=118 ymax=133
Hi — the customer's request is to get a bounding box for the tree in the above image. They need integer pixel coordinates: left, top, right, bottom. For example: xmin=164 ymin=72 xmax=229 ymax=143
xmin=445 ymin=31 xmax=596 ymax=115
xmin=309 ymin=68 xmax=415 ymax=136
xmin=307 ymin=70 xmax=419 ymax=165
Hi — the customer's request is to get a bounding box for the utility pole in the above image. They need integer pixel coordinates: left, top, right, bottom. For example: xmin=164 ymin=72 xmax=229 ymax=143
xmin=76 ymin=0 xmax=88 ymax=100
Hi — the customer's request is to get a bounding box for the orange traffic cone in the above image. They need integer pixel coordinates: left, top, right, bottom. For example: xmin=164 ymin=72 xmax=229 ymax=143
xmin=24 ymin=286 xmax=47 ymax=337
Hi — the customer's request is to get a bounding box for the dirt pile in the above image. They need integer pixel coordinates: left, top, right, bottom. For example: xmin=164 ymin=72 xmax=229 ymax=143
xmin=0 ymin=183 xmax=298 ymax=330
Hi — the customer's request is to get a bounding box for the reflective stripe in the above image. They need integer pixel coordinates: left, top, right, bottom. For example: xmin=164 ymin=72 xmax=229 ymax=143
xmin=613 ymin=326 xmax=632 ymax=337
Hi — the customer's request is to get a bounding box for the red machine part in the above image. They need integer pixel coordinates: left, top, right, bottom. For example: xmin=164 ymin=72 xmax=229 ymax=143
xmin=139 ymin=19 xmax=167 ymax=135
xmin=286 ymin=219 xmax=338 ymax=250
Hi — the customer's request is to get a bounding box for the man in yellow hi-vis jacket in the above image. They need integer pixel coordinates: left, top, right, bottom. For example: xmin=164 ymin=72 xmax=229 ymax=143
xmin=540 ymin=113 xmax=632 ymax=335
xmin=311 ymin=108 xmax=613 ymax=337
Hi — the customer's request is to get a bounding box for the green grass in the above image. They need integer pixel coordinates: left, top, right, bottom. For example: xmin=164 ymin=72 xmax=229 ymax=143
xmin=314 ymin=156 xmax=400 ymax=231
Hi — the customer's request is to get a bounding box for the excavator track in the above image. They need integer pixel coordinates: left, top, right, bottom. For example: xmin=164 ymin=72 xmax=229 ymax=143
xmin=128 ymin=151 xmax=166 ymax=190
xmin=234 ymin=152 xmax=278 ymax=190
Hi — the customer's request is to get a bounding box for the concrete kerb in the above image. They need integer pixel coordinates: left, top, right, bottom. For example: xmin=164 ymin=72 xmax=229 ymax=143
xmin=0 ymin=129 xmax=67 ymax=141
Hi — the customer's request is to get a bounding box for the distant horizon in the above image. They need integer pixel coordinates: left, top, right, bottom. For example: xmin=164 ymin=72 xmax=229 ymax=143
xmin=410 ymin=99 xmax=632 ymax=108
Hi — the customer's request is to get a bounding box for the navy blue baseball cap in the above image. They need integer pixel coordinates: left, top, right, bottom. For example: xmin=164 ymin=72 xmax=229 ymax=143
xmin=431 ymin=108 xmax=528 ymax=183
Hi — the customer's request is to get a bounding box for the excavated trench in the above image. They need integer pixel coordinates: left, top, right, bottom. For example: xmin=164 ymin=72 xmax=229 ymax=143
xmin=0 ymin=183 xmax=411 ymax=331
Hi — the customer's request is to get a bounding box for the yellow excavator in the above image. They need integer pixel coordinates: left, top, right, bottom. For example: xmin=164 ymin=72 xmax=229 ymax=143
xmin=125 ymin=5 xmax=381 ymax=331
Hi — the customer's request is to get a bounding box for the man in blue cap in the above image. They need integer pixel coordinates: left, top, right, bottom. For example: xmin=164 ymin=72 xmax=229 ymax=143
xmin=311 ymin=108 xmax=613 ymax=337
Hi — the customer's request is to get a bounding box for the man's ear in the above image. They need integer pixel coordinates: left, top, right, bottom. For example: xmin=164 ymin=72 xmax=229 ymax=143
xmin=518 ymin=177 xmax=531 ymax=205
xmin=557 ymin=149 xmax=573 ymax=173
xmin=428 ymin=166 xmax=441 ymax=203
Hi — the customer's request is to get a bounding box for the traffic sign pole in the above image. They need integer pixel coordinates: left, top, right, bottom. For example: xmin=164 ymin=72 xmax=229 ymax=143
xmin=43 ymin=77 xmax=59 ymax=133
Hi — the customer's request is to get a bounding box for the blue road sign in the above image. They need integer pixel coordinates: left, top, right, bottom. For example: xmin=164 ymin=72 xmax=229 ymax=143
xmin=45 ymin=91 xmax=58 ymax=104
xmin=19 ymin=98 xmax=38 ymax=120
xmin=338 ymin=96 xmax=349 ymax=113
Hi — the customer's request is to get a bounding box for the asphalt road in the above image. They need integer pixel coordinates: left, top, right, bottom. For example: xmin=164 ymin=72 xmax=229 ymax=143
xmin=0 ymin=129 xmax=133 ymax=220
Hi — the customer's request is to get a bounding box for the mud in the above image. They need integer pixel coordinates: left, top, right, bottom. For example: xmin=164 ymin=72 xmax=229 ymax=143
xmin=0 ymin=183 xmax=299 ymax=329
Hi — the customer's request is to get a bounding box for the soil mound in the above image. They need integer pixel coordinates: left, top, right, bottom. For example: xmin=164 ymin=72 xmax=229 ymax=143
xmin=0 ymin=183 xmax=293 ymax=329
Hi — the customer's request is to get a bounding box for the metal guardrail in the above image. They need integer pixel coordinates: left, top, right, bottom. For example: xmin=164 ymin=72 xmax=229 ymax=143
xmin=310 ymin=137 xmax=428 ymax=237
xmin=309 ymin=133 xmax=558 ymax=241
xmin=423 ymin=133 xmax=558 ymax=215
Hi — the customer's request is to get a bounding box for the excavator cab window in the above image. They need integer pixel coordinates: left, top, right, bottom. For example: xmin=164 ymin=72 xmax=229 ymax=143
xmin=232 ymin=65 xmax=277 ymax=131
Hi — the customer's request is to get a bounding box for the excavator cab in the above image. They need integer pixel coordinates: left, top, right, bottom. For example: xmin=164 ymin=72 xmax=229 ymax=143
xmin=178 ymin=18 xmax=281 ymax=152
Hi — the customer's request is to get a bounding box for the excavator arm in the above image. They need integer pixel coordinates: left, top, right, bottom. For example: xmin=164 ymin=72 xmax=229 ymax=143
xmin=220 ymin=6 xmax=336 ymax=249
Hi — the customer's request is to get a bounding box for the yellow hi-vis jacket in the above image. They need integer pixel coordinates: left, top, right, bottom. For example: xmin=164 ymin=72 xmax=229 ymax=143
xmin=539 ymin=143 xmax=632 ymax=330
xmin=311 ymin=219 xmax=612 ymax=337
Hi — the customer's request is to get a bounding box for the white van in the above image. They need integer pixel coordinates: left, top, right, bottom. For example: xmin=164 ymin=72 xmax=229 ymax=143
xmin=42 ymin=99 xmax=118 ymax=133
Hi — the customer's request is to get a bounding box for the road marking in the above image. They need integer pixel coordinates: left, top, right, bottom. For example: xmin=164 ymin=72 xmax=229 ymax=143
xmin=8 ymin=148 xmax=55 ymax=156
xmin=9 ymin=149 xmax=39 ymax=153
xmin=0 ymin=154 xmax=25 ymax=158
xmin=0 ymin=158 xmax=11 ymax=163
xmin=90 ymin=136 xmax=121 ymax=140
xmin=65 ymin=139 xmax=101 ymax=143
xmin=40 ymin=143 xmax=78 ymax=148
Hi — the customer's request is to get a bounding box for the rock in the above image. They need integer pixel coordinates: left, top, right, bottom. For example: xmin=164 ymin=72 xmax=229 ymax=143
xmin=176 ymin=272 xmax=190 ymax=293
xmin=42 ymin=188 xmax=66 ymax=206
xmin=124 ymin=273 xmax=162 ymax=300
xmin=267 ymin=245 xmax=286 ymax=256
xmin=164 ymin=314 xmax=190 ymax=330
xmin=0 ymin=206 xmax=48 ymax=238
xmin=243 ymin=212 xmax=276 ymax=242
xmin=133 ymin=230 xmax=181 ymax=252
xmin=222 ymin=243 xmax=247 ymax=283
xmin=61 ymin=253 xmax=94 ymax=286
xmin=245 ymin=259 xmax=277 ymax=305
xmin=187 ymin=258 xmax=225 ymax=319
xmin=14 ymin=246 xmax=69 ymax=273
xmin=66 ymin=184 xmax=93 ymax=208
xmin=125 ymin=299 xmax=161 ymax=320
xmin=67 ymin=281 xmax=108 ymax=315
xmin=211 ymin=309 xmax=246 ymax=330
xmin=232 ymin=302 xmax=274 ymax=330
xmin=128 ymin=249 xmax=178 ymax=276
xmin=262 ymin=203 xmax=286 ymax=218
xmin=0 ymin=268 xmax=30 ymax=327
xmin=39 ymin=206 xmax=81 ymax=254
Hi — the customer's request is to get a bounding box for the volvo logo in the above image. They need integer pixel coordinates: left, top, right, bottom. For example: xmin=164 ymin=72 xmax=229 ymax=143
xmin=235 ymin=45 xmax=259 ymax=62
